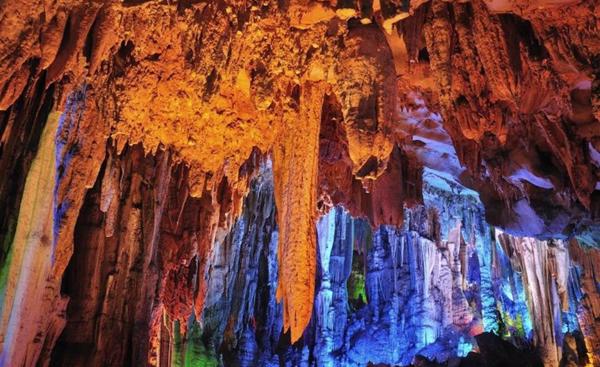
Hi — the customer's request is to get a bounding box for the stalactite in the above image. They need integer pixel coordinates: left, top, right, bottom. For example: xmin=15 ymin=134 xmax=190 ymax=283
xmin=273 ymin=81 xmax=325 ymax=342
xmin=50 ymin=144 xmax=172 ymax=366
xmin=567 ymin=240 xmax=600 ymax=366
xmin=496 ymin=235 xmax=564 ymax=366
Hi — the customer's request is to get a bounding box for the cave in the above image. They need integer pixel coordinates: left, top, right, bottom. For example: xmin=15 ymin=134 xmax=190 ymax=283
xmin=0 ymin=1 xmax=599 ymax=366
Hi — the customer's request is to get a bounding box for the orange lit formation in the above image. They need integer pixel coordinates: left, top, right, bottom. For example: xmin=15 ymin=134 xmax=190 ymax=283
xmin=0 ymin=1 xmax=599 ymax=366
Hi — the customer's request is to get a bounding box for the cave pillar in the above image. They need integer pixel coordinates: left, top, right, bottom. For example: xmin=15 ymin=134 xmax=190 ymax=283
xmin=0 ymin=112 xmax=65 ymax=366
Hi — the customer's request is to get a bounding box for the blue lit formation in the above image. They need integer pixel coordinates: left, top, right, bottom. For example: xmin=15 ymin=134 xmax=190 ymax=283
xmin=169 ymin=167 xmax=594 ymax=366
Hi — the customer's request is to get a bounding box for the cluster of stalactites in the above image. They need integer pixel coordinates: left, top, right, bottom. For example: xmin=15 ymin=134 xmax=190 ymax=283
xmin=495 ymin=233 xmax=600 ymax=366
xmin=310 ymin=184 xmax=599 ymax=366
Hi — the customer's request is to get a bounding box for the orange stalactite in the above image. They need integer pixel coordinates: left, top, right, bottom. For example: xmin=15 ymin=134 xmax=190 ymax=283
xmin=273 ymin=81 xmax=326 ymax=342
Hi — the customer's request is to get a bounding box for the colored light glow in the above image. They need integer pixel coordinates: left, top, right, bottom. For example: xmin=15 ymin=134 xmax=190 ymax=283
xmin=177 ymin=170 xmax=596 ymax=366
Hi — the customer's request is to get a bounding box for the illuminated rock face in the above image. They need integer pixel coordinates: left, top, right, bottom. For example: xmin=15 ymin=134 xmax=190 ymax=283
xmin=0 ymin=0 xmax=599 ymax=366
xmin=145 ymin=168 xmax=599 ymax=367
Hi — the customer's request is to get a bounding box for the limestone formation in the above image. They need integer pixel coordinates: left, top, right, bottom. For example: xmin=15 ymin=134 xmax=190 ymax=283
xmin=0 ymin=0 xmax=598 ymax=366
